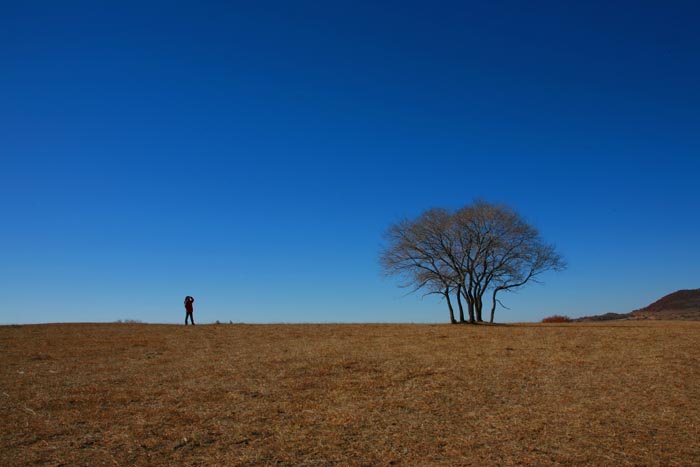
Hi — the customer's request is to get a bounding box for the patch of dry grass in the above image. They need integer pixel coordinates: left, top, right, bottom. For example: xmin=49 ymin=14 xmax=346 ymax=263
xmin=1 ymin=321 xmax=699 ymax=466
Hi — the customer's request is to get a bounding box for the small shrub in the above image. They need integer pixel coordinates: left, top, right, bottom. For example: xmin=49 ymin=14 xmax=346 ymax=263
xmin=542 ymin=315 xmax=572 ymax=323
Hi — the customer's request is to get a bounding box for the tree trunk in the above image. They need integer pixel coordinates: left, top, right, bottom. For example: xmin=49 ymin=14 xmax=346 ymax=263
xmin=475 ymin=294 xmax=483 ymax=322
xmin=444 ymin=287 xmax=456 ymax=324
xmin=464 ymin=288 xmax=476 ymax=324
xmin=490 ymin=289 xmax=498 ymax=323
xmin=456 ymin=284 xmax=466 ymax=323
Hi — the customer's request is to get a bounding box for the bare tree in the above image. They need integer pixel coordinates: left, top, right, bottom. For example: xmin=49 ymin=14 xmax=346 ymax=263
xmin=381 ymin=201 xmax=565 ymax=324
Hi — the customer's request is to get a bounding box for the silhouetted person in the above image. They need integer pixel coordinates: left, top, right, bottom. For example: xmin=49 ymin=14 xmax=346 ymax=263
xmin=184 ymin=296 xmax=195 ymax=325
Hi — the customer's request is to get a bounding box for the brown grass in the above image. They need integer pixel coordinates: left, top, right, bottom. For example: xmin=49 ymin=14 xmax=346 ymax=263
xmin=2 ymin=322 xmax=699 ymax=466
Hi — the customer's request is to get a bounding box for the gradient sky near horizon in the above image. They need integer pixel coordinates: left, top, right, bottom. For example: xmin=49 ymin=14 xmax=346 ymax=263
xmin=2 ymin=1 xmax=699 ymax=324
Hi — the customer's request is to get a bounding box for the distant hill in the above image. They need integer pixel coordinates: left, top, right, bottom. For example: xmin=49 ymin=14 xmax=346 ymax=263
xmin=630 ymin=289 xmax=700 ymax=320
xmin=575 ymin=289 xmax=700 ymax=322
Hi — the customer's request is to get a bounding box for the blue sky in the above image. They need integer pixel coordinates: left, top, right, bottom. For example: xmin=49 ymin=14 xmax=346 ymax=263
xmin=2 ymin=1 xmax=699 ymax=324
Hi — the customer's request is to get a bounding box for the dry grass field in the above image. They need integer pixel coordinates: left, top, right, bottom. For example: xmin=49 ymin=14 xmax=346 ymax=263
xmin=1 ymin=321 xmax=699 ymax=466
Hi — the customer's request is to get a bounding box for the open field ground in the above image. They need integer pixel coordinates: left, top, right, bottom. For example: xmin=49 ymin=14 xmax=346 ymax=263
xmin=1 ymin=322 xmax=699 ymax=466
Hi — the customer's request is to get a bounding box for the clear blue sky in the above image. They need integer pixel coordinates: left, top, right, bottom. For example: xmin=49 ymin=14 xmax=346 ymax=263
xmin=2 ymin=1 xmax=698 ymax=324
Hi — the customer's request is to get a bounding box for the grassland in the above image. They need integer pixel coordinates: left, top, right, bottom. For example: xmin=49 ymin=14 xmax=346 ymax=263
xmin=1 ymin=322 xmax=699 ymax=466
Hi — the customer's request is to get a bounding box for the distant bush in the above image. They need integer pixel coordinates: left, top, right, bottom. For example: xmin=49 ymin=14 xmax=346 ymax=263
xmin=542 ymin=315 xmax=572 ymax=323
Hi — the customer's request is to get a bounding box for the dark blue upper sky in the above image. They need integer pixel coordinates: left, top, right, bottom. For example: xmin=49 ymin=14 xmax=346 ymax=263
xmin=2 ymin=1 xmax=699 ymax=323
